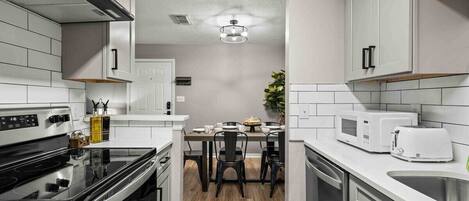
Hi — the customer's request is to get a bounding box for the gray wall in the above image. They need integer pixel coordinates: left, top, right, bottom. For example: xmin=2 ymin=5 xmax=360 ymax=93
xmin=136 ymin=44 xmax=285 ymax=131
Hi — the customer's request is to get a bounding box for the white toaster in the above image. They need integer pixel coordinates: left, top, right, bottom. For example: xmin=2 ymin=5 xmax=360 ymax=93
xmin=391 ymin=126 xmax=453 ymax=162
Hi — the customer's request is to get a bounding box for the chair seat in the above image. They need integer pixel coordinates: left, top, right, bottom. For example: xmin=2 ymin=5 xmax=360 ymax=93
xmin=262 ymin=147 xmax=280 ymax=152
xmin=268 ymin=155 xmax=285 ymax=165
xmin=219 ymin=154 xmax=244 ymax=162
xmin=184 ymin=150 xmax=203 ymax=156
xmin=220 ymin=147 xmax=243 ymax=155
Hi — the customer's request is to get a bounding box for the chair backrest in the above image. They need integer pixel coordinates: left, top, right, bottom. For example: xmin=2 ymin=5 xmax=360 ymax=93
xmin=214 ymin=131 xmax=248 ymax=162
xmin=182 ymin=129 xmax=192 ymax=152
xmin=266 ymin=130 xmax=285 ymax=163
xmin=222 ymin=122 xmax=241 ymax=126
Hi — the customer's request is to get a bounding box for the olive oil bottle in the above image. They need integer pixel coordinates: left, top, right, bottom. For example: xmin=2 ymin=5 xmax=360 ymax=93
xmin=90 ymin=114 xmax=103 ymax=143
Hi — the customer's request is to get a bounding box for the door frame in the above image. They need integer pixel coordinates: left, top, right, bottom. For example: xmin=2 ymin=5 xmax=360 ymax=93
xmin=127 ymin=58 xmax=176 ymax=115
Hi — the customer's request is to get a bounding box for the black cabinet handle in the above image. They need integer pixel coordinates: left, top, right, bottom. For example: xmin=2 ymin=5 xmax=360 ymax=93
xmin=111 ymin=49 xmax=118 ymax=70
xmin=157 ymin=187 xmax=163 ymax=201
xmin=368 ymin=46 xmax=376 ymax=69
xmin=362 ymin=48 xmax=369 ymax=70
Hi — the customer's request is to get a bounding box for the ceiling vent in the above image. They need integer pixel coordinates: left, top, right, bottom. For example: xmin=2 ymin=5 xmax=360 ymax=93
xmin=169 ymin=15 xmax=192 ymax=25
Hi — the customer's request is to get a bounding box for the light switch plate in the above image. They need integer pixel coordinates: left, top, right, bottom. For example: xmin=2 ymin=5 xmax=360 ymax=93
xmin=299 ymin=104 xmax=310 ymax=119
xmin=176 ymin=96 xmax=185 ymax=102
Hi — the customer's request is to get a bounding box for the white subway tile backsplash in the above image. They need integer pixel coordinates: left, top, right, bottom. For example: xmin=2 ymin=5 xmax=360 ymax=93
xmin=0 ymin=84 xmax=27 ymax=103
xmin=28 ymin=50 xmax=61 ymax=71
xmin=317 ymin=104 xmax=352 ymax=115
xmin=420 ymin=75 xmax=469 ymax=89
xmin=289 ymin=116 xmax=298 ymax=128
xmin=298 ymin=92 xmax=334 ymax=103
xmin=27 ymin=13 xmax=61 ymax=41
xmin=298 ymin=116 xmax=334 ymax=128
xmin=371 ymin=92 xmax=380 ymax=103
xmin=28 ymin=86 xmax=69 ymax=103
xmin=443 ymin=124 xmax=469 ymax=145
xmin=289 ymin=92 xmax=298 ymax=103
xmin=0 ymin=1 xmax=27 ymax=29
xmin=290 ymin=84 xmax=316 ymax=92
xmin=353 ymin=104 xmax=380 ymax=111
xmin=317 ymin=128 xmax=336 ymax=140
xmin=422 ymin=105 xmax=469 ymax=125
xmin=289 ymin=128 xmax=317 ymax=141
xmin=317 ymin=84 xmax=351 ymax=92
xmin=289 ymin=104 xmax=316 ymax=116
xmin=52 ymin=72 xmax=85 ymax=89
xmin=386 ymin=80 xmax=419 ymax=91
xmin=0 ymin=42 xmax=27 ymax=66
xmin=0 ymin=63 xmax=50 ymax=86
xmin=354 ymin=82 xmax=381 ymax=91
xmin=442 ymin=87 xmax=469 ymax=106
xmin=69 ymin=89 xmax=86 ymax=103
xmin=387 ymin=104 xmax=421 ymax=114
xmin=402 ymin=89 xmax=441 ymax=105
xmin=0 ymin=21 xmax=50 ymax=53
xmin=381 ymin=91 xmax=401 ymax=104
xmin=335 ymin=92 xmax=371 ymax=103
xmin=51 ymin=40 xmax=61 ymax=56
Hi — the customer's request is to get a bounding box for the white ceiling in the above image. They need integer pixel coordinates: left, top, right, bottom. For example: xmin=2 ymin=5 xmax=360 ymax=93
xmin=135 ymin=0 xmax=285 ymax=45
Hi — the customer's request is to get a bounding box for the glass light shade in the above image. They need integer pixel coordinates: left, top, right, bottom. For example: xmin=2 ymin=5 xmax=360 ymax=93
xmin=219 ymin=20 xmax=248 ymax=44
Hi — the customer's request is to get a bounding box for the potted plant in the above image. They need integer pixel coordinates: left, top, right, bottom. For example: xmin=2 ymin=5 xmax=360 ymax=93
xmin=264 ymin=70 xmax=286 ymax=124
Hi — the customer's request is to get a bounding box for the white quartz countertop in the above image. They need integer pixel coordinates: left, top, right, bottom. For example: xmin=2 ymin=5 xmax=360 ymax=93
xmin=304 ymin=137 xmax=469 ymax=201
xmin=85 ymin=138 xmax=172 ymax=154
xmin=83 ymin=114 xmax=189 ymax=122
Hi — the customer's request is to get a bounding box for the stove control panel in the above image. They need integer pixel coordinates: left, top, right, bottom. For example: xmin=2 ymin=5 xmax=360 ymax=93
xmin=0 ymin=114 xmax=38 ymax=131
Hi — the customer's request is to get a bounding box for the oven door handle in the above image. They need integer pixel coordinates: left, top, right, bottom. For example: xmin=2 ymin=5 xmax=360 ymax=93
xmin=95 ymin=159 xmax=157 ymax=201
xmin=306 ymin=159 xmax=342 ymax=190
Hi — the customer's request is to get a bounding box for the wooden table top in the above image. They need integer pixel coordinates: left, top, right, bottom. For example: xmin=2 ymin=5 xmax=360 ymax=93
xmin=184 ymin=130 xmax=268 ymax=141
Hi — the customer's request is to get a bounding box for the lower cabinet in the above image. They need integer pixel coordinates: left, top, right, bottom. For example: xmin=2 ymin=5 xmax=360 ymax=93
xmin=349 ymin=175 xmax=392 ymax=201
xmin=157 ymin=146 xmax=171 ymax=201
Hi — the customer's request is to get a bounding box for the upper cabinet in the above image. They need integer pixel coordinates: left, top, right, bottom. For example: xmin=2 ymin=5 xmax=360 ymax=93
xmin=346 ymin=0 xmax=469 ymax=82
xmin=62 ymin=0 xmax=135 ymax=82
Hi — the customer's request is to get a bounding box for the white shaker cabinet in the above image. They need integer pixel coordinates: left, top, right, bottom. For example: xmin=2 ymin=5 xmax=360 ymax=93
xmin=346 ymin=0 xmax=469 ymax=81
xmin=349 ymin=175 xmax=392 ymax=201
xmin=62 ymin=0 xmax=135 ymax=82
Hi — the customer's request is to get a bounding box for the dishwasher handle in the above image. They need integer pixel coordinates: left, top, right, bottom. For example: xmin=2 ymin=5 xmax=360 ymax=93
xmin=306 ymin=159 xmax=342 ymax=190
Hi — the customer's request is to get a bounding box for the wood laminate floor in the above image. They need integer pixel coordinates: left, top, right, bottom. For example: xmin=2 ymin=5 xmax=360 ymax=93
xmin=183 ymin=158 xmax=285 ymax=201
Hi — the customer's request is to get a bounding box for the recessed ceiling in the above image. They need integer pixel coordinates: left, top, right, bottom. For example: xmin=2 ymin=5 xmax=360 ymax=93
xmin=135 ymin=0 xmax=285 ymax=45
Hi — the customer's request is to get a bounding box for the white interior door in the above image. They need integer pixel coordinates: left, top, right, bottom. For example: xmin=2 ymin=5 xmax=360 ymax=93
xmin=129 ymin=59 xmax=174 ymax=114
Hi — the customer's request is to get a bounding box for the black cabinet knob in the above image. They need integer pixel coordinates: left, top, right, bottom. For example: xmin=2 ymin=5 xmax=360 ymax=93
xmin=48 ymin=115 xmax=60 ymax=123
xmin=61 ymin=114 xmax=70 ymax=122
xmin=46 ymin=183 xmax=60 ymax=192
xmin=56 ymin=179 xmax=70 ymax=187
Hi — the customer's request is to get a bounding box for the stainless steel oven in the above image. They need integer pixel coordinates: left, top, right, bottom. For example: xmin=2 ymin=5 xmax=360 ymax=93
xmin=305 ymin=146 xmax=348 ymax=201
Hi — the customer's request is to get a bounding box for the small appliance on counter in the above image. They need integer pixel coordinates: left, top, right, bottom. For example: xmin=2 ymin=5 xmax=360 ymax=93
xmin=391 ymin=126 xmax=453 ymax=162
xmin=336 ymin=110 xmax=418 ymax=153
xmin=90 ymin=99 xmax=110 ymax=143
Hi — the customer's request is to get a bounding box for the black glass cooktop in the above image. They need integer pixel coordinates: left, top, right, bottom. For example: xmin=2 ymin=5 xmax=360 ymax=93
xmin=0 ymin=147 xmax=154 ymax=201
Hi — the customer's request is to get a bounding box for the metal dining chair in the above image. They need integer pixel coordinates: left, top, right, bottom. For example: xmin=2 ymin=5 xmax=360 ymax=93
xmin=214 ymin=130 xmax=248 ymax=197
xmin=182 ymin=129 xmax=204 ymax=183
xmin=220 ymin=121 xmax=243 ymax=154
xmin=259 ymin=122 xmax=281 ymax=180
xmin=261 ymin=130 xmax=285 ymax=198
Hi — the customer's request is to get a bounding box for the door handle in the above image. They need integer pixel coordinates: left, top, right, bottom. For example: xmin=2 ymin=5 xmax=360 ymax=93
xmin=368 ymin=46 xmax=376 ymax=69
xmin=306 ymin=159 xmax=342 ymax=190
xmin=362 ymin=48 xmax=369 ymax=70
xmin=111 ymin=49 xmax=118 ymax=70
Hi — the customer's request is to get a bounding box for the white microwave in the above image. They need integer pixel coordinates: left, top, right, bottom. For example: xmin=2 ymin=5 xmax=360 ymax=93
xmin=336 ymin=110 xmax=418 ymax=153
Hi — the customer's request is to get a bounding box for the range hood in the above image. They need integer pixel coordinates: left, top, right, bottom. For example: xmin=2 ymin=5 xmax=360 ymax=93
xmin=7 ymin=0 xmax=134 ymax=23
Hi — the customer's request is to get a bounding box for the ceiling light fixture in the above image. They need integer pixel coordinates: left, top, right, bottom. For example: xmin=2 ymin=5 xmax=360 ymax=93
xmin=219 ymin=19 xmax=248 ymax=44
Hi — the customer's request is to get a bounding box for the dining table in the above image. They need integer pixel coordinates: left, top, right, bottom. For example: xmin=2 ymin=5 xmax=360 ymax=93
xmin=184 ymin=130 xmax=271 ymax=192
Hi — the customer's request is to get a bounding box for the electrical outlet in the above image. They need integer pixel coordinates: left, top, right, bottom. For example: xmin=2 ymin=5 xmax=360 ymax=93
xmin=176 ymin=96 xmax=185 ymax=102
xmin=299 ymin=104 xmax=310 ymax=119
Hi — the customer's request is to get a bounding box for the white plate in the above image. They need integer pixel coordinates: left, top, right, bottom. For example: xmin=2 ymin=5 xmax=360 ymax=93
xmin=222 ymin=125 xmax=238 ymax=130
xmin=193 ymin=128 xmax=205 ymax=132
xmin=265 ymin=125 xmax=281 ymax=130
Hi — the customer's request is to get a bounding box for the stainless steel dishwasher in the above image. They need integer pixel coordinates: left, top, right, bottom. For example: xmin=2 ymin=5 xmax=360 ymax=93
xmin=305 ymin=146 xmax=348 ymax=201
